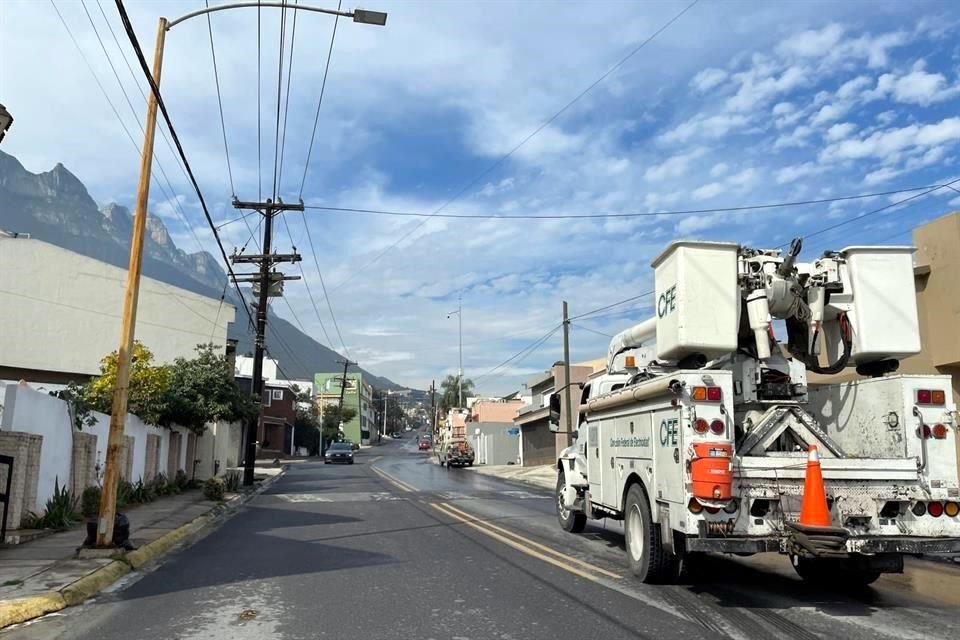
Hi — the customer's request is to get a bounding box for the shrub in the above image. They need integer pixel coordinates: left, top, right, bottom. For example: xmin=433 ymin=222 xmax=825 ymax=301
xmin=203 ymin=477 xmax=225 ymax=501
xmin=223 ymin=471 xmax=241 ymax=493
xmin=26 ymin=479 xmax=78 ymax=530
xmin=151 ymin=473 xmax=171 ymax=496
xmin=117 ymin=480 xmax=134 ymax=508
xmin=81 ymin=485 xmax=101 ymax=519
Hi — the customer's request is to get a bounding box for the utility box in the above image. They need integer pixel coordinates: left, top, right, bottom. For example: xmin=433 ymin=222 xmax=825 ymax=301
xmin=842 ymin=246 xmax=921 ymax=364
xmin=650 ymin=241 xmax=739 ymax=362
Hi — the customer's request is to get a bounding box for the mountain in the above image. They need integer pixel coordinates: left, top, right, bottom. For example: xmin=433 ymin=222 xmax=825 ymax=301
xmin=0 ymin=150 xmax=407 ymax=391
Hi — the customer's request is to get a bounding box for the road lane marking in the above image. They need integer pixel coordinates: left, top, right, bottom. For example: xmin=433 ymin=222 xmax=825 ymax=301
xmin=274 ymin=492 xmax=403 ymax=502
xmin=371 ymin=466 xmax=418 ymax=493
xmin=439 ymin=502 xmax=622 ymax=580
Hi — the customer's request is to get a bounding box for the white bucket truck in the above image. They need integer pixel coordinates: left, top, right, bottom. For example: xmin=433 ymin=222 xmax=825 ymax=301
xmin=552 ymin=239 xmax=960 ymax=584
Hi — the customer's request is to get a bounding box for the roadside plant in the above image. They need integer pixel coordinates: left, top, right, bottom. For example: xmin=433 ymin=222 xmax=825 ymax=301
xmin=203 ymin=476 xmax=225 ymax=501
xmin=117 ymin=479 xmax=134 ymax=508
xmin=174 ymin=469 xmax=190 ymax=492
xmin=26 ymin=478 xmax=78 ymax=530
xmin=223 ymin=471 xmax=242 ymax=493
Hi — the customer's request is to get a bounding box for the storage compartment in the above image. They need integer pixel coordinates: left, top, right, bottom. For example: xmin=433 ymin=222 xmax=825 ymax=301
xmin=842 ymin=246 xmax=921 ymax=363
xmin=651 ymin=241 xmax=739 ymax=361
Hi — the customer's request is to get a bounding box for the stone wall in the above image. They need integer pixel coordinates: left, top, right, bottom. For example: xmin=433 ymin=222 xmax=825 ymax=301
xmin=0 ymin=431 xmax=42 ymax=529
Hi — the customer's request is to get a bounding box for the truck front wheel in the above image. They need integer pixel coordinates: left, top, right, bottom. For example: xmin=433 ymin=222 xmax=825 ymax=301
xmin=624 ymin=484 xmax=676 ymax=583
xmin=556 ymin=471 xmax=586 ymax=533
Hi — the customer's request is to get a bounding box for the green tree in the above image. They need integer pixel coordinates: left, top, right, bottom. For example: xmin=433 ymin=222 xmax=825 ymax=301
xmin=161 ymin=344 xmax=259 ymax=434
xmin=86 ymin=341 xmax=171 ymax=425
xmin=439 ymin=374 xmax=475 ymax=411
xmin=293 ymin=406 xmax=322 ymax=455
xmin=321 ymin=405 xmax=357 ymax=443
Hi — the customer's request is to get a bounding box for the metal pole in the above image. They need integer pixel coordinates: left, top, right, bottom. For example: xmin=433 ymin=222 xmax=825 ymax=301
xmin=562 ymin=301 xmax=574 ymax=442
xmin=458 ymin=296 xmax=463 ymax=408
xmin=382 ymin=396 xmax=387 ymax=437
xmin=97 ymin=17 xmax=167 ymax=547
xmin=244 ymin=202 xmax=274 ymax=486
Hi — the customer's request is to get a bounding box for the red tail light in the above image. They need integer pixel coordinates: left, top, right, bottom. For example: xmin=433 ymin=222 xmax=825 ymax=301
xmin=694 ymin=419 xmax=709 ymax=434
xmin=932 ymin=424 xmax=948 ymax=439
xmin=917 ymin=389 xmax=932 ymax=404
xmin=928 ymin=502 xmax=944 ymax=518
xmin=916 ymin=389 xmax=945 ymax=405
xmin=918 ymin=425 xmax=932 ymax=439
xmin=710 ymin=419 xmax=725 ymax=435
xmin=706 ymin=387 xmax=722 ymax=402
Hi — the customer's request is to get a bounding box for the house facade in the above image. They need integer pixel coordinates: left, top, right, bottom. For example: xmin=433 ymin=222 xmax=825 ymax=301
xmin=314 ymin=372 xmax=374 ymax=444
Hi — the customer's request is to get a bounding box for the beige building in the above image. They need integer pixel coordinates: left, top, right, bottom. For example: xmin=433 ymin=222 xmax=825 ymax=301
xmin=0 ymin=236 xmax=235 ymax=384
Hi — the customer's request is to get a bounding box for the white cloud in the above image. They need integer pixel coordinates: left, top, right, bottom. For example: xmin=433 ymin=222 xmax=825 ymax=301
xmin=820 ymin=117 xmax=960 ymax=162
xmin=774 ymin=124 xmax=814 ymax=149
xmin=692 ymin=182 xmax=725 ymax=201
xmin=836 ymin=75 xmax=872 ymax=100
xmin=644 ymin=148 xmax=706 ymax=181
xmin=876 ymin=110 xmax=897 ymax=125
xmin=775 ymin=162 xmax=822 ymax=184
xmin=659 ymin=113 xmax=749 ymax=144
xmin=865 ymin=66 xmax=958 ymax=106
xmin=691 ymin=68 xmax=728 ymax=92
xmin=709 ymin=162 xmax=729 ymax=178
xmin=863 ymin=166 xmax=902 ymax=186
xmin=726 ymin=64 xmax=809 ymax=112
xmin=777 ymin=24 xmax=845 ymax=58
xmin=810 ymin=102 xmax=849 ymax=126
xmin=825 ymin=122 xmax=856 ymax=141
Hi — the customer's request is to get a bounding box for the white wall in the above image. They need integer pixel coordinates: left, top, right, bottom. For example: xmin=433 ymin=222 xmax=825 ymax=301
xmin=0 ymin=237 xmax=236 ymax=377
xmin=1 ymin=383 xmax=73 ymax=504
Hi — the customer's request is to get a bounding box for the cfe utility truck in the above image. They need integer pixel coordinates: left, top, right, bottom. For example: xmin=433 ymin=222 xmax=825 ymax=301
xmin=552 ymin=239 xmax=960 ymax=585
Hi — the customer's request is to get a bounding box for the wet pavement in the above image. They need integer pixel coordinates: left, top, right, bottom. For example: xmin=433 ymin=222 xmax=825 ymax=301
xmin=4 ymin=431 xmax=959 ymax=640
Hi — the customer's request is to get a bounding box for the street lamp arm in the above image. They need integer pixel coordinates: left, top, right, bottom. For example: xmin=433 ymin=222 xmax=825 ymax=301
xmin=167 ymin=1 xmax=357 ymax=30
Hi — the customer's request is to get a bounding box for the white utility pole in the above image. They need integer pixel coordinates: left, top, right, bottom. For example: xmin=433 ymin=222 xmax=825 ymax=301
xmin=447 ymin=295 xmax=463 ymax=407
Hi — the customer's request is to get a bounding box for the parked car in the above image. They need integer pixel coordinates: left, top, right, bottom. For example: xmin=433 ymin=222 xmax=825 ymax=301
xmin=390 ymin=432 xmax=402 ymax=439
xmin=325 ymin=442 xmax=354 ymax=464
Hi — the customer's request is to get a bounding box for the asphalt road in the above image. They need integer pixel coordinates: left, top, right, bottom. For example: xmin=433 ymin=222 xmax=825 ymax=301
xmin=5 ymin=432 xmax=960 ymax=640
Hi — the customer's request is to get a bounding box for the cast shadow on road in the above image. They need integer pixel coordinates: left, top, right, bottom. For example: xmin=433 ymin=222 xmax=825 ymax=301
xmin=118 ymin=504 xmax=397 ymax=601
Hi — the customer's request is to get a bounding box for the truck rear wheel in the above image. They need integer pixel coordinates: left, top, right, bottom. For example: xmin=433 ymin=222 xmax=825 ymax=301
xmin=556 ymin=471 xmax=586 ymax=533
xmin=624 ymin=484 xmax=676 ymax=583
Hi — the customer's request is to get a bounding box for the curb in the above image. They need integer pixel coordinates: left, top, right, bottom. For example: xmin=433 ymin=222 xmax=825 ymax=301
xmin=0 ymin=469 xmax=286 ymax=630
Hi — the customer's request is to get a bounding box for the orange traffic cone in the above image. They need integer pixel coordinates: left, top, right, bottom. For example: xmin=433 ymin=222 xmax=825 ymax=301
xmin=798 ymin=444 xmax=831 ymax=527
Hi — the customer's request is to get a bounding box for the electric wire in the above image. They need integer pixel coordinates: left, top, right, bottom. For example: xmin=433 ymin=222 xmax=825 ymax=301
xmin=276 ymin=0 xmax=299 ymax=190
xmin=271 ymin=3 xmax=288 ymax=200
xmin=298 ymin=212 xmax=350 ymax=358
xmin=349 ymin=0 xmax=700 ymax=272
xmin=204 ymin=0 xmax=236 ymax=196
xmin=474 ymin=325 xmax=563 ymax=382
xmin=298 ymin=0 xmax=342 ymax=198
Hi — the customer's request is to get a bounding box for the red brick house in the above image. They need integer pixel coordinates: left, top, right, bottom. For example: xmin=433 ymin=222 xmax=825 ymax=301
xmin=236 ymin=377 xmax=297 ymax=456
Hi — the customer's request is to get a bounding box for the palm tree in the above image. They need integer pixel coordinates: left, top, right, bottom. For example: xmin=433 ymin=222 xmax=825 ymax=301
xmin=439 ymin=374 xmax=475 ymax=411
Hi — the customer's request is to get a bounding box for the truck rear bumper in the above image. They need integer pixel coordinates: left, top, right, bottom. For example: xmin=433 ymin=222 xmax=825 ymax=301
xmin=685 ymin=536 xmax=960 ymax=555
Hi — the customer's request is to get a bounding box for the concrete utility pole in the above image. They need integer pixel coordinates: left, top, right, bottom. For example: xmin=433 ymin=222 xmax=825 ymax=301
xmin=230 ymin=198 xmax=303 ymax=485
xmin=329 ymin=358 xmax=356 ymax=452
xmin=447 ymin=296 xmax=463 ymax=407
xmin=97 ymin=17 xmax=167 ymax=548
xmin=430 ymin=380 xmax=436 ymax=437
xmin=562 ymin=301 xmax=574 ymax=440
xmin=381 ymin=395 xmax=388 ymax=437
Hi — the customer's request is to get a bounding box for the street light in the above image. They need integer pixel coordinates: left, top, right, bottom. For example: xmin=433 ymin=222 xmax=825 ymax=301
xmin=96 ymin=1 xmax=386 ymax=548
xmin=447 ymin=295 xmax=463 ymax=408
xmin=0 ymin=104 xmax=13 ymax=144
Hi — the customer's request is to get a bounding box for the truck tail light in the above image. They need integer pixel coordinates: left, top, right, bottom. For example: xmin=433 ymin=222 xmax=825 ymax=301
xmin=928 ymin=502 xmax=944 ymax=518
xmin=692 ymin=386 xmax=722 ymax=402
xmin=932 ymin=424 xmax=948 ymax=439
xmin=688 ymin=498 xmax=703 ymax=514
xmin=723 ymin=499 xmax=739 ymax=514
xmin=694 ymin=419 xmax=709 ymax=434
xmin=945 ymin=502 xmax=960 ymax=517
xmin=912 ymin=502 xmax=927 ymax=516
xmin=710 ymin=419 xmax=725 ymax=435
xmin=917 ymin=425 xmax=932 ymax=439
xmin=916 ymin=389 xmax=945 ymax=405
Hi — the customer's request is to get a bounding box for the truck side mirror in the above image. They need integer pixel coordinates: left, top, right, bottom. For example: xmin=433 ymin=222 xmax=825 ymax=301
xmin=548 ymin=394 xmax=561 ymax=432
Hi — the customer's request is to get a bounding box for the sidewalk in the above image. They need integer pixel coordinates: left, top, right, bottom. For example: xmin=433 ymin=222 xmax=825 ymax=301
xmin=463 ymin=463 xmax=556 ymax=491
xmin=1 ymin=464 xmax=286 ymax=629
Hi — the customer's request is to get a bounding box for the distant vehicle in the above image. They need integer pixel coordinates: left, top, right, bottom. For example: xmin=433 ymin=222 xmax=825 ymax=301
xmin=418 ymin=439 xmax=431 ymax=451
xmin=404 ymin=425 xmax=412 ymax=432
xmin=390 ymin=432 xmax=402 ymax=439
xmin=438 ymin=439 xmax=474 ymax=468
xmin=325 ymin=442 xmax=354 ymax=464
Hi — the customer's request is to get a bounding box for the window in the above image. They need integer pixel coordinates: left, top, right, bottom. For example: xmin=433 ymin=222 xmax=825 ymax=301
xmin=272 ymin=389 xmax=283 ymax=400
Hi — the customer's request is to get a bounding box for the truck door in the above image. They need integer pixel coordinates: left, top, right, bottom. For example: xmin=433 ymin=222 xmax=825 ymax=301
xmin=653 ymin=408 xmax=685 ymax=505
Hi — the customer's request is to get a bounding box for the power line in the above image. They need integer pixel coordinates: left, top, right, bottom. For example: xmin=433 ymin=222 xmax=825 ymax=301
xmin=298 ymin=0 xmax=342 ymax=198
xmin=300 ymin=184 xmax=945 ymax=220
xmin=271 ymin=3 xmax=288 ymax=200
xmin=279 ymin=215 xmax=335 ymax=348
xmin=56 ymin=0 xmax=207 ymax=261
xmin=257 ymin=2 xmax=263 ymax=200
xmin=350 ymin=0 xmax=700 ymax=272
xmin=298 ymin=212 xmax=351 ymax=358
xmin=277 ymin=0 xmax=299 ymax=191
xmin=474 ymin=324 xmax=562 ymax=382
xmin=204 ymin=0 xmax=235 ymax=196
xmin=570 ymin=291 xmax=654 ymax=321
xmin=113 ymin=0 xmax=255 ymax=334
xmin=572 ymin=323 xmax=613 ymax=339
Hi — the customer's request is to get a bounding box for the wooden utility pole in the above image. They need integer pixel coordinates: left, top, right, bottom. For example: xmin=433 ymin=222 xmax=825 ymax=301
xmin=562 ymin=301 xmax=574 ymax=442
xmin=327 ymin=358 xmax=356 ymax=452
xmin=230 ymin=198 xmax=303 ymax=485
xmin=430 ymin=379 xmax=436 ymax=438
xmin=97 ymin=17 xmax=167 ymax=548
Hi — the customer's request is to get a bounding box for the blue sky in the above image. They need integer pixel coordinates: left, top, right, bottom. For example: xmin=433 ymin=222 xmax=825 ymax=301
xmin=3 ymin=0 xmax=960 ymax=393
